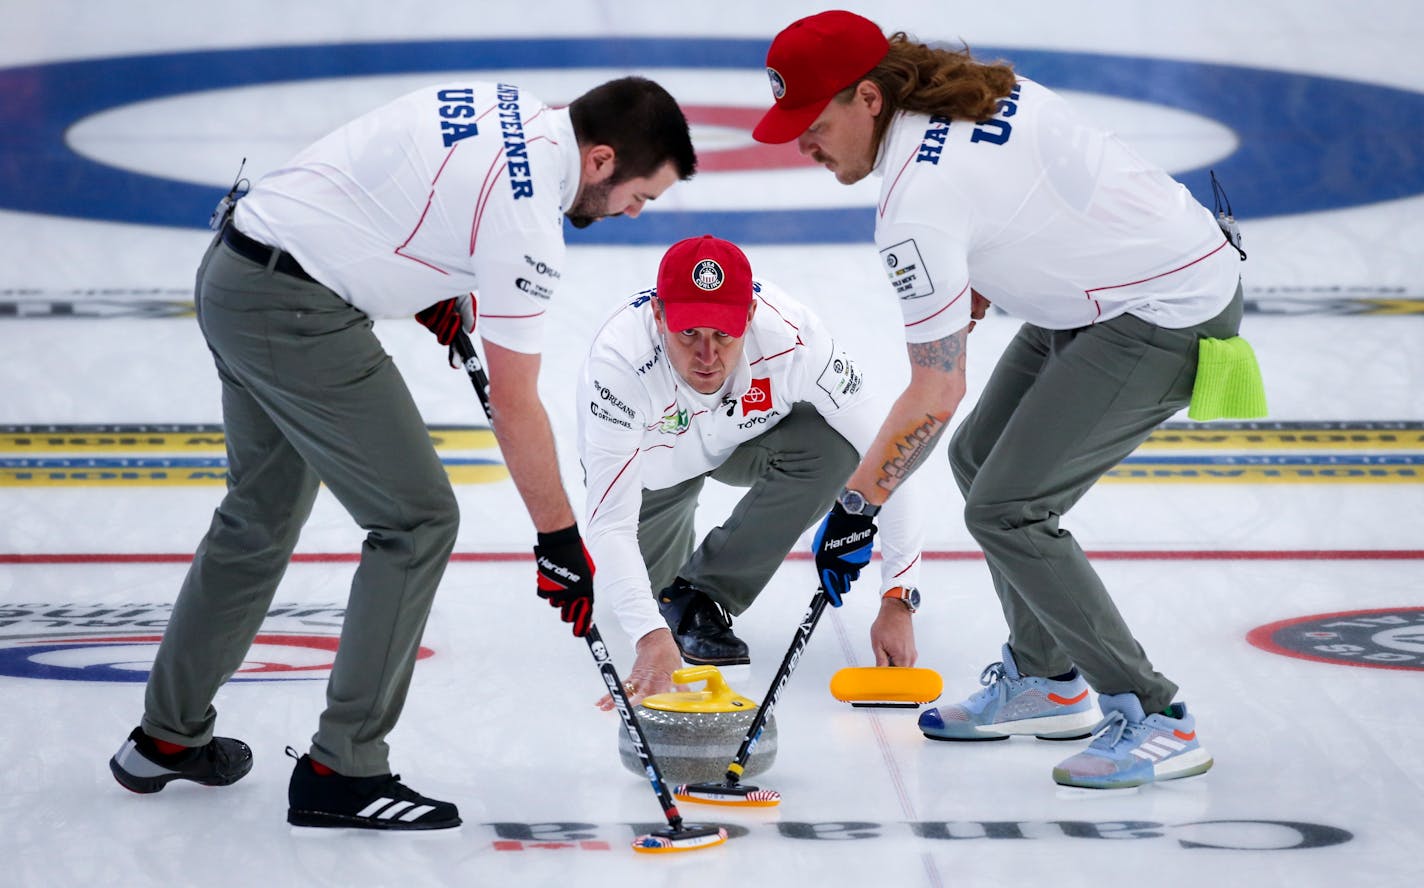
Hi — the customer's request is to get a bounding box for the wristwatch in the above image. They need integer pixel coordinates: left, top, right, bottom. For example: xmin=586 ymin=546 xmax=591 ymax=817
xmin=837 ymin=487 xmax=881 ymax=517
xmin=882 ymin=585 xmax=920 ymax=614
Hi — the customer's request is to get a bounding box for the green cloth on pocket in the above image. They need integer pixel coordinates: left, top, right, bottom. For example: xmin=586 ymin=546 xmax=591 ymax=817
xmin=1189 ymin=336 xmax=1267 ymax=420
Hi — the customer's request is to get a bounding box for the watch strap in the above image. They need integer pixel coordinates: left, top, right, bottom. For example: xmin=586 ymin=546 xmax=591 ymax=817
xmin=838 ymin=487 xmax=881 ymax=517
xmin=882 ymin=586 xmax=917 ymax=614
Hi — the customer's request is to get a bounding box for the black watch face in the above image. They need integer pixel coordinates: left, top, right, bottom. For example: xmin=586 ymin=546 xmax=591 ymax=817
xmin=906 ymin=587 xmax=921 ymax=609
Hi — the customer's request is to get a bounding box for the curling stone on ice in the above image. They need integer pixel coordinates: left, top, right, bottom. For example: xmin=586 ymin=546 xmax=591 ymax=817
xmin=618 ymin=665 xmax=776 ymax=784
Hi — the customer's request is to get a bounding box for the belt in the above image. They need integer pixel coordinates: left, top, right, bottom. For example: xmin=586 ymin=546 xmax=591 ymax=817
xmin=221 ymin=221 xmax=317 ymax=284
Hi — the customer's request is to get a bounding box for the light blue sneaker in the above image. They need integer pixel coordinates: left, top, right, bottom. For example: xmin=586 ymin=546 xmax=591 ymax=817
xmin=918 ymin=644 xmax=1098 ymax=741
xmin=1052 ymin=692 xmax=1213 ymax=789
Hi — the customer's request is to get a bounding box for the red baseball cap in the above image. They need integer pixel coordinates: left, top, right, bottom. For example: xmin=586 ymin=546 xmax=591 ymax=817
xmin=656 ymin=235 xmax=754 ymax=336
xmin=752 ymin=10 xmax=890 ymax=145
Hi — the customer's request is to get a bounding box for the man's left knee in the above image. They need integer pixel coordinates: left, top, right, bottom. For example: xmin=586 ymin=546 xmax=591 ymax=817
xmin=776 ymin=404 xmax=857 ymax=476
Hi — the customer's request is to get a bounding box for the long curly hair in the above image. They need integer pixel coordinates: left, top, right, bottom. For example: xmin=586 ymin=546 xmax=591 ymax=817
xmin=852 ymin=33 xmax=1018 ymax=149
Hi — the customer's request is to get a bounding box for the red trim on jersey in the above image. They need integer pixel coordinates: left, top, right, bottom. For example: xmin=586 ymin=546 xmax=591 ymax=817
xmin=392 ymin=250 xmax=450 ymax=274
xmin=879 ymin=146 xmax=919 ymax=218
xmin=749 ymin=344 xmax=798 ymax=365
xmin=890 ymin=554 xmax=921 ymax=579
xmin=753 ymin=292 xmax=801 ymax=332
xmin=393 ymin=146 xmax=460 ymax=273
xmin=589 ymin=450 xmax=640 ymax=522
xmin=747 ymin=292 xmax=805 ymax=366
xmin=470 ymin=151 xmax=506 ymax=255
xmin=905 ymin=282 xmax=969 ymax=328
xmin=1083 ymin=239 xmax=1230 ymax=302
xmin=394 ymin=98 xmax=506 ymax=271
xmin=465 ymin=98 xmax=518 ymax=255
xmin=470 ymin=134 xmax=551 ymax=256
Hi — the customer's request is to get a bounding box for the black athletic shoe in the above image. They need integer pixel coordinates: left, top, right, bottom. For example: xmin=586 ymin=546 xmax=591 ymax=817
xmin=109 ymin=726 xmax=253 ymax=794
xmin=657 ymin=578 xmax=750 ymax=666
xmin=286 ymin=749 xmax=461 ymax=831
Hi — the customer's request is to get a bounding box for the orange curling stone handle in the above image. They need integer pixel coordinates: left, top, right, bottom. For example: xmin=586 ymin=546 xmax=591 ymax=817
xmin=829 ymin=666 xmax=943 ymax=707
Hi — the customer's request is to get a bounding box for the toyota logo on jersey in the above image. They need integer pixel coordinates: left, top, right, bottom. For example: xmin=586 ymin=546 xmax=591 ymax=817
xmin=741 ymin=377 xmax=773 ymax=415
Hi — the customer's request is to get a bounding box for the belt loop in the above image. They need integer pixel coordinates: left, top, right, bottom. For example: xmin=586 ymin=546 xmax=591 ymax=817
xmin=265 ymin=248 xmax=281 ymax=274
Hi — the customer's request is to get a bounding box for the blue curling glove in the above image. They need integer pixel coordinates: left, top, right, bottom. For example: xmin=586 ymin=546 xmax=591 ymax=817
xmin=811 ymin=502 xmax=877 ymax=606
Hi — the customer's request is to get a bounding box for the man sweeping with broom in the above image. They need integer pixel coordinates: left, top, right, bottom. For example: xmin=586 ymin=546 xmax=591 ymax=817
xmin=754 ymin=10 xmax=1266 ymax=791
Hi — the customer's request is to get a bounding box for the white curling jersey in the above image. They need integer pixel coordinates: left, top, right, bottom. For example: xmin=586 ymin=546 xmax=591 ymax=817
xmin=577 ymin=279 xmax=925 ymax=644
xmin=874 ymin=78 xmax=1240 ymax=342
xmin=233 ymin=81 xmax=579 ymax=354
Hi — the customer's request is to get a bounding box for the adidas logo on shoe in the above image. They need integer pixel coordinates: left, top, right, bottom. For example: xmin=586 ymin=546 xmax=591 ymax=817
xmin=286 ymin=749 xmax=461 ymax=831
xmin=1052 ymin=693 xmax=1213 ymax=790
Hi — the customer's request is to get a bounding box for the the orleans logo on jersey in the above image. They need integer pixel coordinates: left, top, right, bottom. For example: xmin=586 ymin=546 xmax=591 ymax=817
xmin=588 ymin=380 xmax=636 ymax=430
xmin=692 ymin=259 xmax=725 ymax=291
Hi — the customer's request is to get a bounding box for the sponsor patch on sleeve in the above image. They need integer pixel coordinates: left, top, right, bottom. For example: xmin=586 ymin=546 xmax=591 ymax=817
xmin=816 ymin=348 xmax=863 ymax=407
xmin=587 ymin=379 xmax=638 ymax=429
xmin=880 ymin=239 xmax=934 ymax=300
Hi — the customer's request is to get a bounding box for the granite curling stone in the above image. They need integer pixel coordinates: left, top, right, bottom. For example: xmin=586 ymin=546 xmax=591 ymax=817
xmin=618 ymin=665 xmax=777 ymax=785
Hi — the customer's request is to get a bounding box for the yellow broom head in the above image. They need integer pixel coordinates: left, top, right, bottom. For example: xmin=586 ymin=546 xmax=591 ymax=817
xmin=830 ymin=666 xmax=943 ymax=707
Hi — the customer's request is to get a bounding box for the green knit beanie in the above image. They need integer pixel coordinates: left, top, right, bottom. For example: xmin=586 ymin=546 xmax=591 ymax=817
xmin=1189 ymin=336 xmax=1268 ymax=420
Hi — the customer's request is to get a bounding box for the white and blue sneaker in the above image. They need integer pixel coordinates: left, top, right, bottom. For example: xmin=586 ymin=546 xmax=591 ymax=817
xmin=918 ymin=644 xmax=1098 ymax=741
xmin=1052 ymin=692 xmax=1213 ymax=789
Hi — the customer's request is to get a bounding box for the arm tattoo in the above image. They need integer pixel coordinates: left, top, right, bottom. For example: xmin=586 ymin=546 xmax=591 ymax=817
xmin=874 ymin=329 xmax=965 ymax=494
xmin=908 ymin=328 xmax=967 ymax=374
xmin=877 ymin=413 xmax=948 ymax=494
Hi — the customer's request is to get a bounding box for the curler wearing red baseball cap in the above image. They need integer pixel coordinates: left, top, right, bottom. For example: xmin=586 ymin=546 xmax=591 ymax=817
xmin=656 ymin=235 xmax=755 ymax=336
xmin=752 ymin=10 xmax=890 ymax=145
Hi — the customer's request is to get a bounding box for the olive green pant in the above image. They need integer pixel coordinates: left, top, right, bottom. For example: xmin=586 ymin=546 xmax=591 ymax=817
xmin=637 ymin=403 xmax=858 ymax=613
xmin=141 ymin=233 xmax=458 ymax=776
xmin=949 ymin=286 xmax=1243 ymax=713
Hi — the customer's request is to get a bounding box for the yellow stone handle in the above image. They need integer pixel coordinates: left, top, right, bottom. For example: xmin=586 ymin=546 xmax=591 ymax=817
xmin=670 ymin=664 xmax=734 ymax=700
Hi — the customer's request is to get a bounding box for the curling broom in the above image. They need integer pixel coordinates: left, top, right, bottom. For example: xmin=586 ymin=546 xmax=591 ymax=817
xmin=829 ymin=666 xmax=943 ymax=708
xmin=452 ymin=328 xmax=726 ymax=853
xmin=673 ymin=588 xmax=832 ymax=807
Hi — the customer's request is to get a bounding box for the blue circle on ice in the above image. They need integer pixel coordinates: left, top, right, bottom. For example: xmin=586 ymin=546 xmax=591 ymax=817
xmin=1 ymin=39 xmax=1422 ymax=243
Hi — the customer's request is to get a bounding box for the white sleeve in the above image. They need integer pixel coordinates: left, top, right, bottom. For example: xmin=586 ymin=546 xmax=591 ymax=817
xmin=874 ymin=483 xmax=925 ymax=594
xmin=797 ymin=307 xmax=882 ymax=444
xmin=470 ymin=227 xmax=565 ymax=354
xmin=794 ymin=311 xmax=926 ymax=595
xmin=576 ymin=355 xmax=667 ymax=645
xmin=876 ymin=219 xmax=973 ymax=344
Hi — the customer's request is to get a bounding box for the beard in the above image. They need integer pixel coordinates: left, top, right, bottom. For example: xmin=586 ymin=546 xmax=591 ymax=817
xmin=565 ymin=178 xmax=615 ymax=229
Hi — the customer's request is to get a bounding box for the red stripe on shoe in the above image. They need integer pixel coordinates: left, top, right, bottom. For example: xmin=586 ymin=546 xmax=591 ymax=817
xmin=1047 ymin=689 xmax=1089 ymax=706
